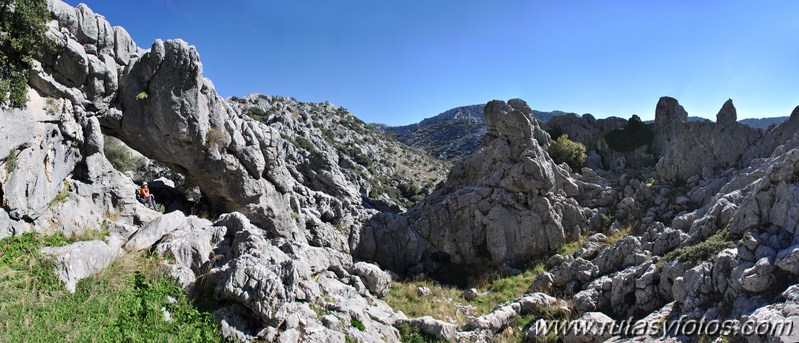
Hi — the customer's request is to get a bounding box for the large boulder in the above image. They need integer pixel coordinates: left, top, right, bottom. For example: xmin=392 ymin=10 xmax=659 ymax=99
xmin=41 ymin=239 xmax=120 ymax=292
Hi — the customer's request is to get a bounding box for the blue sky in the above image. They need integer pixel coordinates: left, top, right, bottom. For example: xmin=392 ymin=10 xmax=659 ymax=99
xmin=64 ymin=1 xmax=799 ymax=125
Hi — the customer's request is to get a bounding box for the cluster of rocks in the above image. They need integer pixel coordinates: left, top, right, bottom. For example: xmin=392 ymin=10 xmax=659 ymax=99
xmin=355 ymin=99 xmax=614 ymax=272
xmin=231 ymin=94 xmax=450 ymax=211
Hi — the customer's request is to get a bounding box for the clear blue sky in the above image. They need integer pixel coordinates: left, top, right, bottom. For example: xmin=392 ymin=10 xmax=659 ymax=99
xmin=64 ymin=0 xmax=799 ymax=125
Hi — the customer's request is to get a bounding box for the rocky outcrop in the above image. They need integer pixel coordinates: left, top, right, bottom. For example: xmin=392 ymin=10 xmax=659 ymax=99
xmin=651 ymin=96 xmax=688 ymax=156
xmin=40 ymin=238 xmax=122 ymax=292
xmin=357 ymin=99 xmax=607 ymax=272
xmin=5 ymin=2 xmax=418 ymax=341
xmin=199 ymin=213 xmax=405 ymax=342
xmin=740 ymin=106 xmax=799 ymax=166
xmin=656 ymin=99 xmax=762 ymax=182
xmin=543 ymin=114 xmax=628 ymax=170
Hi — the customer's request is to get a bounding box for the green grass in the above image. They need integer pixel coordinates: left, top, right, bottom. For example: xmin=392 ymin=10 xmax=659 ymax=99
xmin=5 ymin=148 xmax=18 ymax=176
xmin=0 ymin=233 xmax=222 ymax=342
xmin=607 ymin=225 xmax=633 ymax=246
xmin=396 ymin=322 xmax=446 ymax=343
xmin=351 ymin=319 xmax=365 ymax=331
xmin=557 ymin=236 xmax=589 ymax=256
xmin=49 ymin=180 xmax=71 ymax=206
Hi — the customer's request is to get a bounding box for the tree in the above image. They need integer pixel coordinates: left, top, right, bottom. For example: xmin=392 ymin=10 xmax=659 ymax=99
xmin=603 ymin=114 xmax=654 ymax=152
xmin=0 ymin=0 xmax=48 ymax=108
xmin=548 ymin=134 xmax=587 ymax=169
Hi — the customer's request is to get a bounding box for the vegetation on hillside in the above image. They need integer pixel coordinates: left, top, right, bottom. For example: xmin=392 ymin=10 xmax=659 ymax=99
xmin=0 ymin=232 xmax=221 ymax=342
xmin=0 ymin=0 xmax=49 ymax=107
xmin=547 ymin=134 xmax=586 ymax=169
xmin=604 ymin=115 xmax=654 ymax=152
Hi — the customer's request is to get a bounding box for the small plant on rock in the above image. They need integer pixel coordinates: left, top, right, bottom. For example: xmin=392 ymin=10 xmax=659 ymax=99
xmin=205 ymin=128 xmax=227 ymax=149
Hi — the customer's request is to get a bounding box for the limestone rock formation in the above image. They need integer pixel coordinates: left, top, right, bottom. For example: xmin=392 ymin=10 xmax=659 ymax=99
xmin=357 ymin=99 xmax=607 ymax=272
xmin=40 ymin=239 xmax=122 ymax=292
xmin=656 ymin=99 xmax=762 ymax=182
xmin=651 ymin=96 xmax=688 ymax=156
xmin=543 ymin=114 xmax=628 ymax=170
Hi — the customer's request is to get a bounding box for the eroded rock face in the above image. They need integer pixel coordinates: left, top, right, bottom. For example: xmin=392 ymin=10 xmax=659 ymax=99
xmin=543 ymin=114 xmax=628 ymax=170
xmin=656 ymin=99 xmax=762 ymax=182
xmin=652 ymin=96 xmax=688 ymax=156
xmin=356 ymin=99 xmax=605 ymax=272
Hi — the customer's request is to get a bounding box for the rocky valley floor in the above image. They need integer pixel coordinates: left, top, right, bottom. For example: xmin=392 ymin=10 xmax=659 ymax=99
xmin=3 ymin=1 xmax=799 ymax=343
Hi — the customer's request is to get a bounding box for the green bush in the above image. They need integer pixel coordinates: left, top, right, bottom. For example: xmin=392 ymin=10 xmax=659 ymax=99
xmin=0 ymin=0 xmax=48 ymax=107
xmin=604 ymin=115 xmax=654 ymax=152
xmin=396 ymin=322 xmax=445 ymax=343
xmin=103 ymin=136 xmax=146 ymax=172
xmin=294 ymin=136 xmax=316 ymax=153
xmin=245 ymin=107 xmax=268 ymax=122
xmin=548 ymin=134 xmax=586 ymax=169
xmin=351 ymin=319 xmax=365 ymax=331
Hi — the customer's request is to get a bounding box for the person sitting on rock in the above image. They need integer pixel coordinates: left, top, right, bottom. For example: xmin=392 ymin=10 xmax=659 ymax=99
xmin=138 ymin=182 xmax=157 ymax=210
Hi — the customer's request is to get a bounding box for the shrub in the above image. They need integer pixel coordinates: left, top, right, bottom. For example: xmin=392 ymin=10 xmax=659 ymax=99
xmin=0 ymin=0 xmax=48 ymax=107
xmin=5 ymin=148 xmax=18 ymax=175
xmin=135 ymin=91 xmax=148 ymax=101
xmin=294 ymin=136 xmax=316 ymax=153
xmin=659 ymin=228 xmax=733 ymax=269
xmin=548 ymin=134 xmax=586 ymax=169
xmin=604 ymin=115 xmax=654 ymax=152
xmin=103 ymin=136 xmax=146 ymax=172
xmin=396 ymin=322 xmax=445 ymax=343
xmin=351 ymin=319 xmax=365 ymax=331
xmin=44 ymin=98 xmax=60 ymax=114
xmin=245 ymin=107 xmax=268 ymax=122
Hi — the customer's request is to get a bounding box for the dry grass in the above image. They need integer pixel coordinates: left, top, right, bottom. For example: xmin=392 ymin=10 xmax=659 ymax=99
xmin=385 ymin=261 xmax=547 ymax=326
xmin=607 ymin=225 xmax=633 ymax=246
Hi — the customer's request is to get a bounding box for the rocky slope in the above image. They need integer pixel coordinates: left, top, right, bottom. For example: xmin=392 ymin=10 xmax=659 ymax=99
xmin=230 ymin=94 xmax=450 ymax=210
xmin=4 ymin=1 xmax=799 ymax=342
